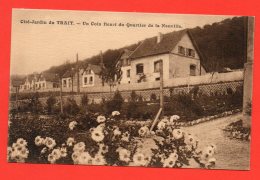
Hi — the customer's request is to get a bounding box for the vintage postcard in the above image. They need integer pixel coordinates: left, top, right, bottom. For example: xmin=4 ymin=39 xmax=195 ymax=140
xmin=8 ymin=9 xmax=254 ymax=170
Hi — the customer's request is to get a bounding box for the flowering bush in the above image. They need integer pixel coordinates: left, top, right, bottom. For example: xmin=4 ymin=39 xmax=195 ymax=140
xmin=8 ymin=112 xmax=217 ymax=169
xmin=223 ymin=120 xmax=251 ymax=141
xmin=8 ymin=138 xmax=29 ymax=163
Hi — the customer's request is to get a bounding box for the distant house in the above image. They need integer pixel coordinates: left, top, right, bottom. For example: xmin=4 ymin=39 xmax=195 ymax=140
xmin=61 ymin=64 xmax=102 ymax=90
xmin=36 ymin=72 xmax=59 ymax=90
xmin=118 ymin=29 xmax=207 ymax=84
xmin=19 ymin=72 xmax=59 ymax=91
xmin=19 ymin=73 xmax=40 ymax=91
xmin=117 ymin=49 xmax=133 ymax=84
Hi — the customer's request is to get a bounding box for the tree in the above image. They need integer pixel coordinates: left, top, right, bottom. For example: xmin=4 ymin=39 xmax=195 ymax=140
xmin=46 ymin=95 xmax=56 ymax=114
xmin=99 ymin=51 xmax=123 ymax=90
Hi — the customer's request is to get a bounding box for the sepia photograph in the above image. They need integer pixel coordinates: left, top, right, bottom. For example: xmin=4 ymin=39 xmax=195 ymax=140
xmin=8 ymin=9 xmax=254 ymax=170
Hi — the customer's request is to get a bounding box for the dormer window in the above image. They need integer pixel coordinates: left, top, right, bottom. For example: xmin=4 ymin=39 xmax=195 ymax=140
xmin=178 ymin=46 xmax=185 ymax=55
xmin=186 ymin=48 xmax=195 ymax=57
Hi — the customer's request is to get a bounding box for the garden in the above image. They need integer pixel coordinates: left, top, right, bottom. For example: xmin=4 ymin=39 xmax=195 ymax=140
xmin=8 ymin=86 xmax=244 ymax=169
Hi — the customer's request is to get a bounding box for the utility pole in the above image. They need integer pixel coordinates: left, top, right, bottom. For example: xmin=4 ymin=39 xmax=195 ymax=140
xmin=159 ymin=60 xmax=164 ymax=117
xmin=150 ymin=60 xmax=164 ymax=132
xmin=56 ymin=74 xmax=63 ymax=114
xmin=76 ymin=53 xmax=80 ymax=94
xmin=15 ymin=86 xmax=19 ymax=110
xmin=71 ymin=67 xmax=74 ymax=94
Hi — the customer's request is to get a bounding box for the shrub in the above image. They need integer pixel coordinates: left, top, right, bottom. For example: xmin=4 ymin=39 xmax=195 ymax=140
xmin=28 ymin=92 xmax=43 ymax=114
xmin=104 ymin=91 xmax=124 ymax=114
xmin=81 ymin=93 xmax=89 ymax=107
xmin=150 ymin=93 xmax=157 ymax=102
xmin=64 ymin=97 xmax=80 ymax=115
xmin=46 ymin=95 xmax=57 ymax=114
xmin=130 ymin=90 xmax=138 ymax=102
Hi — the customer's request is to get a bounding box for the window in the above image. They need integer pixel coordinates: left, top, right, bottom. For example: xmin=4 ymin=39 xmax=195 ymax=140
xmin=68 ymin=79 xmax=72 ymax=87
xmin=42 ymin=83 xmax=45 ymax=88
xmin=63 ymin=80 xmax=67 ymax=87
xmin=136 ymin=64 xmax=144 ymax=74
xmin=178 ymin=46 xmax=185 ymax=55
xmin=190 ymin=64 xmax=196 ymax=76
xmin=186 ymin=48 xmax=195 ymax=57
xmin=84 ymin=77 xmax=88 ymax=85
xmin=155 ymin=77 xmax=160 ymax=81
xmin=154 ymin=61 xmax=161 ymax=73
xmin=127 ymin=59 xmax=131 ymax=66
xmin=89 ymin=76 xmax=93 ymax=84
xmin=127 ymin=69 xmax=130 ymax=78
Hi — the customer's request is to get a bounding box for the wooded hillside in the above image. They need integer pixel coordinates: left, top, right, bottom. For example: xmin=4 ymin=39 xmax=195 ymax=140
xmin=15 ymin=16 xmax=246 ymax=79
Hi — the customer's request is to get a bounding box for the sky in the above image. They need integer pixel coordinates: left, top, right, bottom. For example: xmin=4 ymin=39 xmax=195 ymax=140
xmin=10 ymin=9 xmax=236 ymax=75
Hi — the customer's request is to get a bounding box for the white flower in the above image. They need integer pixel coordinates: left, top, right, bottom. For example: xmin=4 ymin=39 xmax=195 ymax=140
xmin=72 ymin=151 xmax=81 ymax=164
xmin=172 ymin=129 xmax=183 ymax=140
xmin=138 ymin=126 xmax=149 ymax=137
xmin=7 ymin=147 xmax=12 ymax=160
xmin=184 ymin=133 xmax=197 ymax=146
xmin=112 ymin=111 xmax=120 ymax=116
xmin=121 ymin=132 xmax=130 ymax=142
xmin=96 ymin=115 xmax=106 ymax=123
xmin=91 ymin=128 xmax=105 ymax=142
xmin=117 ymin=148 xmax=131 ymax=163
xmin=132 ymin=152 xmax=150 ymax=166
xmin=203 ymin=146 xmax=215 ymax=157
xmin=113 ymin=127 xmax=122 ymax=136
xmin=48 ymin=153 xmax=56 ymax=164
xmin=44 ymin=137 xmax=56 ymax=149
xmin=69 ymin=121 xmax=78 ymax=130
xmin=35 ymin=136 xmax=44 ymax=146
xmin=66 ymin=137 xmax=75 ymax=147
xmin=170 ymin=115 xmax=180 ymax=122
xmin=73 ymin=142 xmax=86 ymax=153
xmin=16 ymin=138 xmax=28 ymax=147
xmin=162 ymin=152 xmax=178 ymax=167
xmin=157 ymin=121 xmax=166 ymax=130
xmin=98 ymin=143 xmax=108 ymax=154
xmin=92 ymin=153 xmax=106 ymax=165
xmin=51 ymin=148 xmax=61 ymax=160
xmin=9 ymin=142 xmax=29 ymax=163
xmin=78 ymin=152 xmax=93 ymax=165
xmin=96 ymin=123 xmax=105 ymax=130
xmin=60 ymin=147 xmax=67 ymax=157
xmin=19 ymin=147 xmax=29 ymax=159
xmin=40 ymin=147 xmax=48 ymax=154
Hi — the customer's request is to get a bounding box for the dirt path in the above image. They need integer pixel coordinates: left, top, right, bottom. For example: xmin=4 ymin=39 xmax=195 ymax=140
xmin=183 ymin=113 xmax=250 ymax=170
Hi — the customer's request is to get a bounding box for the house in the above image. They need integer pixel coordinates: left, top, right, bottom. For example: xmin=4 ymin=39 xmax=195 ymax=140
xmin=35 ymin=72 xmax=59 ymax=90
xmin=61 ymin=64 xmax=102 ymax=90
xmin=119 ymin=29 xmax=207 ymax=84
xmin=117 ymin=49 xmax=133 ymax=84
xmin=18 ymin=72 xmax=59 ymax=91
xmin=19 ymin=73 xmax=40 ymax=91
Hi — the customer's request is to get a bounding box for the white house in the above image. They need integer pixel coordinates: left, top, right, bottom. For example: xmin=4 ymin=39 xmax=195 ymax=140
xmin=119 ymin=29 xmax=207 ymax=84
xmin=61 ymin=64 xmax=102 ymax=90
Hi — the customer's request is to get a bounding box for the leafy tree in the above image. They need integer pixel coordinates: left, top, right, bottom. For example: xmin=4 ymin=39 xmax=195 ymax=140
xmin=46 ymin=95 xmax=56 ymax=114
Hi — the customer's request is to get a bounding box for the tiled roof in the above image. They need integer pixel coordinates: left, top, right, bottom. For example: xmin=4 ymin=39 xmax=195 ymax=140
xmin=129 ymin=29 xmax=187 ymax=59
xmin=39 ymin=72 xmax=58 ymax=82
xmin=82 ymin=64 xmax=102 ymax=75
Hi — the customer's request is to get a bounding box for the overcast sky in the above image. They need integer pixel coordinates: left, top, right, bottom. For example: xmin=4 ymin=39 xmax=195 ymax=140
xmin=11 ymin=9 xmax=235 ymax=75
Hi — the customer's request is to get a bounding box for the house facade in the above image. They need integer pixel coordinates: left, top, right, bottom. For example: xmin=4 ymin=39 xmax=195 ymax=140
xmin=119 ymin=30 xmax=206 ymax=84
xmin=19 ymin=73 xmax=59 ymax=91
xmin=61 ymin=64 xmax=102 ymax=90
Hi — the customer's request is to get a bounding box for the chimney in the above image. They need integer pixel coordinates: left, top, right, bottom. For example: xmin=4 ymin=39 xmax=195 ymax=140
xmin=157 ymin=32 xmax=163 ymax=43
